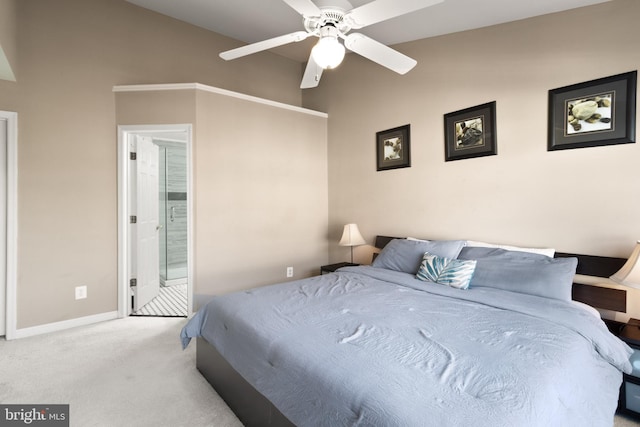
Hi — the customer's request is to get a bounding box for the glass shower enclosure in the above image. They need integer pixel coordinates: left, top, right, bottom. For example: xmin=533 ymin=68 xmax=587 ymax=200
xmin=157 ymin=141 xmax=188 ymax=286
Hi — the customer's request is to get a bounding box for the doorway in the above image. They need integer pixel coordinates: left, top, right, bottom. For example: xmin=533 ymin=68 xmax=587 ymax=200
xmin=117 ymin=125 xmax=193 ymax=319
xmin=1 ymin=110 xmax=17 ymax=339
xmin=134 ymin=137 xmax=188 ymax=316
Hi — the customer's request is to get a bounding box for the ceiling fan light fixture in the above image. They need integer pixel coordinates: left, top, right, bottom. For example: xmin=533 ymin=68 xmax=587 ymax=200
xmin=311 ymin=26 xmax=345 ymax=69
xmin=311 ymin=37 xmax=345 ymax=69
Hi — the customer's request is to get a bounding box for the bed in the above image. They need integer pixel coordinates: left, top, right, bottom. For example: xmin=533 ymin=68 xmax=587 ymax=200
xmin=181 ymin=237 xmax=633 ymax=426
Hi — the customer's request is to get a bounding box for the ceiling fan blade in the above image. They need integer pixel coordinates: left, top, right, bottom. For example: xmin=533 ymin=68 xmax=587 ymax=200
xmin=344 ymin=33 xmax=417 ymax=74
xmin=281 ymin=0 xmax=322 ymax=17
xmin=301 ymin=54 xmax=323 ymax=89
xmin=345 ymin=0 xmax=444 ymax=29
xmin=220 ymin=31 xmax=310 ymax=61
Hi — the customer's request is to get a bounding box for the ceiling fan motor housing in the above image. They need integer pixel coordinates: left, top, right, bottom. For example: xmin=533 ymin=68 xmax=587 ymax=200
xmin=304 ymin=7 xmax=351 ymax=36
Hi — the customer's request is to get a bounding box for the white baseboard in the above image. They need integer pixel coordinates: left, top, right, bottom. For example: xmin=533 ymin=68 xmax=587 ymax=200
xmin=9 ymin=311 xmax=119 ymax=340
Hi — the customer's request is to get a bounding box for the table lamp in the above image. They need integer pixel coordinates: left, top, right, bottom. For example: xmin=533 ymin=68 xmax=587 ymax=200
xmin=611 ymin=240 xmax=640 ymax=289
xmin=339 ymin=223 xmax=365 ymax=263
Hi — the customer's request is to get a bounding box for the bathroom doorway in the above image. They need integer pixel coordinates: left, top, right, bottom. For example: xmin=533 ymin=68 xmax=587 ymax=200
xmin=117 ymin=125 xmax=192 ymax=319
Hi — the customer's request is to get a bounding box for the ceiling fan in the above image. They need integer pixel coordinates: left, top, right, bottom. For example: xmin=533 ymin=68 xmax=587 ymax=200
xmin=219 ymin=0 xmax=445 ymax=88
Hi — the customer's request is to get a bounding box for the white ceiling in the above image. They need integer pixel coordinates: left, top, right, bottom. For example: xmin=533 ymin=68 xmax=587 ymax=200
xmin=126 ymin=0 xmax=610 ymax=62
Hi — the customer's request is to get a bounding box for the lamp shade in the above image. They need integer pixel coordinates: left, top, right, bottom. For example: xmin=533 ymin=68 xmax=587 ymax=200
xmin=339 ymin=224 xmax=365 ymax=247
xmin=610 ymin=240 xmax=640 ymax=289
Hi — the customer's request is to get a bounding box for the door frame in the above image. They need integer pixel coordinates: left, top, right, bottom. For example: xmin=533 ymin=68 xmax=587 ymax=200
xmin=2 ymin=111 xmax=18 ymax=339
xmin=117 ymin=124 xmax=193 ymax=318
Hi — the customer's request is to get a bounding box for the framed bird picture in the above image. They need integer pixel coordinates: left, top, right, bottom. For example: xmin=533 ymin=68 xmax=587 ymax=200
xmin=444 ymin=101 xmax=497 ymax=161
xmin=376 ymin=124 xmax=411 ymax=171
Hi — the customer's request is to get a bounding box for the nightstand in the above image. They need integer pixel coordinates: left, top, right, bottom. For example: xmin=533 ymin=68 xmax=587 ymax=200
xmin=320 ymin=262 xmax=358 ymax=275
xmin=618 ymin=319 xmax=640 ymax=418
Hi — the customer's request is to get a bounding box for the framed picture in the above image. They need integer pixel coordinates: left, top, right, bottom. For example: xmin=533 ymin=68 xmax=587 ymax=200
xmin=376 ymin=124 xmax=410 ymax=171
xmin=548 ymin=71 xmax=637 ymax=151
xmin=444 ymin=101 xmax=497 ymax=161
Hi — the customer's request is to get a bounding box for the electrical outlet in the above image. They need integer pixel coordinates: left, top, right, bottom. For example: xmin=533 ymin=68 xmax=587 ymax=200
xmin=75 ymin=285 xmax=87 ymax=300
xmin=286 ymin=267 xmax=293 ymax=278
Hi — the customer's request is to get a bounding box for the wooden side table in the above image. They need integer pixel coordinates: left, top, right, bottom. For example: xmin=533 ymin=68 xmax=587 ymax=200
xmin=320 ymin=262 xmax=359 ymax=275
xmin=618 ymin=318 xmax=640 ymax=418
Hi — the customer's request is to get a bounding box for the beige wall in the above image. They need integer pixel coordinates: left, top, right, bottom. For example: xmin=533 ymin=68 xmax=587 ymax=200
xmin=0 ymin=0 xmax=306 ymax=329
xmin=193 ymin=90 xmax=328 ymax=296
xmin=0 ymin=0 xmax=17 ymax=80
xmin=3 ymin=0 xmax=639 ymax=330
xmin=303 ymin=0 xmax=640 ymax=265
xmin=116 ymin=87 xmax=329 ymax=303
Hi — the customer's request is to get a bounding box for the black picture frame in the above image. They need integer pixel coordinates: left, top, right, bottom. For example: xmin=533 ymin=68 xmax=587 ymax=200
xmin=444 ymin=101 xmax=497 ymax=162
xmin=376 ymin=124 xmax=410 ymax=171
xmin=548 ymin=71 xmax=637 ymax=151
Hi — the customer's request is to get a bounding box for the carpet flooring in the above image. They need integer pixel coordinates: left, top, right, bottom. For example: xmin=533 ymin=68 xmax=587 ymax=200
xmin=620 ymin=414 xmax=640 ymax=427
xmin=1 ymin=317 xmax=639 ymax=427
xmin=0 ymin=317 xmax=241 ymax=427
xmin=132 ymin=284 xmax=187 ymax=317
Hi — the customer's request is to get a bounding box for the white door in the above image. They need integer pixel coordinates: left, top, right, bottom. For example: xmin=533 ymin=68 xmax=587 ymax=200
xmin=0 ymin=119 xmax=6 ymax=335
xmin=133 ymin=136 xmax=160 ymax=311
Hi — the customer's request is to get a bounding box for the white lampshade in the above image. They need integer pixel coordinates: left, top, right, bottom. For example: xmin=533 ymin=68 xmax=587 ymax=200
xmin=610 ymin=240 xmax=640 ymax=289
xmin=339 ymin=223 xmax=365 ymax=247
xmin=339 ymin=223 xmax=365 ymax=264
xmin=311 ymin=27 xmax=345 ymax=69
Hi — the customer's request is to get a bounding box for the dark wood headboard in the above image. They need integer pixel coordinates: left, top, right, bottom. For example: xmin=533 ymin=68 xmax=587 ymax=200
xmin=374 ymin=236 xmax=627 ymax=312
xmin=374 ymin=235 xmax=399 ymax=249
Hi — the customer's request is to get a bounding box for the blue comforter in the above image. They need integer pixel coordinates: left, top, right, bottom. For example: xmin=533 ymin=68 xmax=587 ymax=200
xmin=181 ymin=266 xmax=632 ymax=427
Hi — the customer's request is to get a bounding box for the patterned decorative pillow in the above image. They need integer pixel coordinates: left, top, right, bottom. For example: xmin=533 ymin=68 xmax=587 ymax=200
xmin=416 ymin=252 xmax=477 ymax=289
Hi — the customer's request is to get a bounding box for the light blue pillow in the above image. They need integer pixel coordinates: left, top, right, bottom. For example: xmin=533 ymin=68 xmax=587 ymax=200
xmin=372 ymin=238 xmax=466 ymax=274
xmin=416 ymin=252 xmax=477 ymax=289
xmin=458 ymin=247 xmax=578 ymax=301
